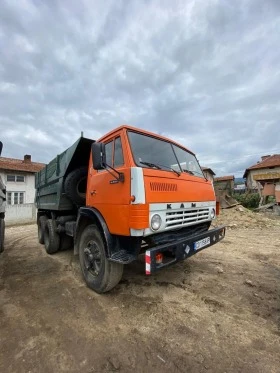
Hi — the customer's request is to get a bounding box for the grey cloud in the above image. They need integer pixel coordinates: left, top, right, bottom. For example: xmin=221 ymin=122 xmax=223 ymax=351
xmin=0 ymin=0 xmax=280 ymax=177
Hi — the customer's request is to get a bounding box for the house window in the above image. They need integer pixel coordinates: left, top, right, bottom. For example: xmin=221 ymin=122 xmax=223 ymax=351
xmin=7 ymin=175 xmax=15 ymax=182
xmin=7 ymin=192 xmax=25 ymax=205
xmin=7 ymin=175 xmax=25 ymax=182
xmin=16 ymin=175 xmax=25 ymax=182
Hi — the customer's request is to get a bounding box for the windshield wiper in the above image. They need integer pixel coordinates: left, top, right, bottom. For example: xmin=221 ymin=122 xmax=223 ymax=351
xmin=182 ymin=169 xmax=194 ymax=175
xmin=140 ymin=161 xmax=181 ymax=177
xmin=139 ymin=161 xmax=162 ymax=170
xmin=182 ymin=169 xmax=204 ymax=178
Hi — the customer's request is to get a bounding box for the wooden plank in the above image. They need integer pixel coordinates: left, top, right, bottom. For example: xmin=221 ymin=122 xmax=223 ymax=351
xmin=255 ymin=202 xmax=275 ymax=211
xmin=253 ymin=172 xmax=280 ymax=181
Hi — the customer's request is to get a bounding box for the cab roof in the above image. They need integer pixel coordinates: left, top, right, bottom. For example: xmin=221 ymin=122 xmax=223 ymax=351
xmin=98 ymin=125 xmax=195 ymax=155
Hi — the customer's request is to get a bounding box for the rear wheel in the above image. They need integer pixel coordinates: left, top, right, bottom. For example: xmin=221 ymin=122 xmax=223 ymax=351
xmin=38 ymin=215 xmax=47 ymax=244
xmin=44 ymin=219 xmax=60 ymax=254
xmin=79 ymin=225 xmax=123 ymax=293
xmin=0 ymin=218 xmax=5 ymax=253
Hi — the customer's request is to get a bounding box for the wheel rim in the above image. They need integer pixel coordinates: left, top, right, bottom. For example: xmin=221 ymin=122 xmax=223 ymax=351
xmin=83 ymin=240 xmax=101 ymax=277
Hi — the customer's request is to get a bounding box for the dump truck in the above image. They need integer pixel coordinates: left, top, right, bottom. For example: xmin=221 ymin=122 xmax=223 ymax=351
xmin=35 ymin=125 xmax=225 ymax=293
xmin=0 ymin=141 xmax=6 ymax=253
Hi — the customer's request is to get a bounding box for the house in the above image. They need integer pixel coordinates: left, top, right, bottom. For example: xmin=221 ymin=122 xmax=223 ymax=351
xmin=243 ymin=155 xmax=280 ymax=190
xmin=201 ymin=167 xmax=215 ymax=183
xmin=243 ymin=154 xmax=280 ymax=204
xmin=0 ymin=155 xmax=45 ymax=205
xmin=214 ymin=175 xmax=235 ymax=192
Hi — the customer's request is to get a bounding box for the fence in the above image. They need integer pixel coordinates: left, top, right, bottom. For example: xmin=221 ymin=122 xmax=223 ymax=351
xmin=5 ymin=203 xmax=37 ymax=226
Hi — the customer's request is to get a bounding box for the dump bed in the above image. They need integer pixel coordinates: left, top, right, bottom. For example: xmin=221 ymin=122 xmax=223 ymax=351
xmin=35 ymin=136 xmax=94 ymax=211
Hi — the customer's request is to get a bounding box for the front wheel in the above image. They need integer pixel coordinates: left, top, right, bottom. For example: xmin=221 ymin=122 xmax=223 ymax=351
xmin=79 ymin=225 xmax=123 ymax=293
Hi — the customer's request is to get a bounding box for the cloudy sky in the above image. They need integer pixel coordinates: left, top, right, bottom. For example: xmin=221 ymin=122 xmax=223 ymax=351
xmin=0 ymin=0 xmax=280 ymax=177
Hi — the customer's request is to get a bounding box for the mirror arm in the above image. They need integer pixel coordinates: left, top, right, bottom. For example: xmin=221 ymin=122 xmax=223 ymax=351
xmin=104 ymin=164 xmax=124 ymax=183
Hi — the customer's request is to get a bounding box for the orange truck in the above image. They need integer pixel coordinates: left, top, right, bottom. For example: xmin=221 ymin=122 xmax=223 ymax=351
xmin=35 ymin=125 xmax=225 ymax=293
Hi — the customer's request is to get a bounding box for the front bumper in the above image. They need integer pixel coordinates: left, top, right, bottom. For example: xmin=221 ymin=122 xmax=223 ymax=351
xmin=145 ymin=225 xmax=225 ymax=274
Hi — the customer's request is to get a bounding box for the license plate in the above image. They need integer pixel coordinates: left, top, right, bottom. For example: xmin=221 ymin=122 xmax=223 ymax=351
xmin=194 ymin=237 xmax=210 ymax=250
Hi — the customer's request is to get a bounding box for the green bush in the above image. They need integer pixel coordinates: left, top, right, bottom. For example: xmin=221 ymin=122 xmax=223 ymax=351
xmin=232 ymin=193 xmax=260 ymax=209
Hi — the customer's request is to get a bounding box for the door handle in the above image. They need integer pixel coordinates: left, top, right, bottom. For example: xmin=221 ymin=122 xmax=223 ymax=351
xmin=90 ymin=190 xmax=97 ymax=196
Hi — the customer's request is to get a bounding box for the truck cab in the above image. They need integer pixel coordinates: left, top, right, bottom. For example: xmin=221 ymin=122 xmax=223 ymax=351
xmin=89 ymin=125 xmax=217 ymax=236
xmin=36 ymin=125 xmax=225 ymax=293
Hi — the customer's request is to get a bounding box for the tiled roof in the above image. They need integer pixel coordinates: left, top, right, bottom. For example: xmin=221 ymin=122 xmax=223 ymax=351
xmin=243 ymin=154 xmax=280 ymax=177
xmin=0 ymin=156 xmax=45 ymax=173
xmin=202 ymin=166 xmax=216 ymax=175
xmin=214 ymin=175 xmax=234 ymax=182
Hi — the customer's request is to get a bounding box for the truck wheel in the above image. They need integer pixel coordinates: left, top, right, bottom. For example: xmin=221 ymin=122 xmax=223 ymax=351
xmin=79 ymin=225 xmax=123 ymax=293
xmin=0 ymin=218 xmax=5 ymax=253
xmin=60 ymin=234 xmax=73 ymax=251
xmin=38 ymin=216 xmax=47 ymax=244
xmin=64 ymin=167 xmax=87 ymax=206
xmin=44 ymin=219 xmax=60 ymax=254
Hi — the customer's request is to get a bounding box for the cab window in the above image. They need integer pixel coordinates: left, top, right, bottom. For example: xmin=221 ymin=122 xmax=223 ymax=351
xmin=105 ymin=141 xmax=113 ymax=167
xmin=114 ymin=137 xmax=124 ymax=167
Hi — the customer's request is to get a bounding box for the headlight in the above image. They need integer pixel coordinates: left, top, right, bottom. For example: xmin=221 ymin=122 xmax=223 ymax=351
xmin=210 ymin=208 xmax=216 ymax=219
xmin=151 ymin=214 xmax=162 ymax=230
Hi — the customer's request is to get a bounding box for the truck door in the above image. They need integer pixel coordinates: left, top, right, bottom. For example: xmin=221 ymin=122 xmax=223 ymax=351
xmin=88 ymin=134 xmax=131 ymax=235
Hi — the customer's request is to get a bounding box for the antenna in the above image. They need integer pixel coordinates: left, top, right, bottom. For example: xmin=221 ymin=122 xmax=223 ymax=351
xmin=81 ymin=131 xmax=84 ymax=137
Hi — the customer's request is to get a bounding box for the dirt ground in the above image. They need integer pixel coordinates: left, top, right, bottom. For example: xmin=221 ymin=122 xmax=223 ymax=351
xmin=1 ymin=208 xmax=280 ymax=373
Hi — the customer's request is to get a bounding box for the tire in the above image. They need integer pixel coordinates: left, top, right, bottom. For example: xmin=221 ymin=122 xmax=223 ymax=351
xmin=38 ymin=215 xmax=47 ymax=244
xmin=44 ymin=219 xmax=60 ymax=254
xmin=79 ymin=225 xmax=123 ymax=293
xmin=0 ymin=218 xmax=5 ymax=254
xmin=60 ymin=234 xmax=73 ymax=251
xmin=64 ymin=167 xmax=87 ymax=206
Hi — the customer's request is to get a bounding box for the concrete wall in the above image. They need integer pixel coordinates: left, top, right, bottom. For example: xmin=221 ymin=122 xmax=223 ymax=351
xmin=0 ymin=171 xmax=36 ymax=204
xmin=214 ymin=180 xmax=234 ymax=191
xmin=5 ymin=203 xmax=36 ymax=226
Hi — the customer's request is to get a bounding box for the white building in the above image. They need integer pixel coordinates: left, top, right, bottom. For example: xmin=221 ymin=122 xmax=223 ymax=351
xmin=0 ymin=154 xmax=45 ymax=205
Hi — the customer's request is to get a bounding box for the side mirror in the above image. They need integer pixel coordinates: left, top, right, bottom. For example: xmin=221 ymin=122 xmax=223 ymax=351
xmin=91 ymin=142 xmax=106 ymax=170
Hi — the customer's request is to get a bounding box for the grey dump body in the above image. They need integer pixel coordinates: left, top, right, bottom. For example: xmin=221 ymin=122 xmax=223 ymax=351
xmin=35 ymin=136 xmax=94 ymax=211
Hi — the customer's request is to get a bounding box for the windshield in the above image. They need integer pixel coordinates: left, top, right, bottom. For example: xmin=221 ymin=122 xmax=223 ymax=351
xmin=128 ymin=131 xmax=204 ymax=178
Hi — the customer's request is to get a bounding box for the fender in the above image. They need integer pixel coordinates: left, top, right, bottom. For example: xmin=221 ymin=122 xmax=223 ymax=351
xmin=74 ymin=206 xmax=116 ymax=257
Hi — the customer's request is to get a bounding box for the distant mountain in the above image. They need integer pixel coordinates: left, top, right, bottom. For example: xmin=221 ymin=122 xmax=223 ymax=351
xmin=234 ymin=177 xmax=245 ymax=185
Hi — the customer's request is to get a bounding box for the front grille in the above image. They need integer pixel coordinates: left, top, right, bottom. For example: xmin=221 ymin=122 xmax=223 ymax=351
xmin=150 ymin=182 xmax=178 ymax=192
xmin=166 ymin=208 xmax=210 ymax=228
